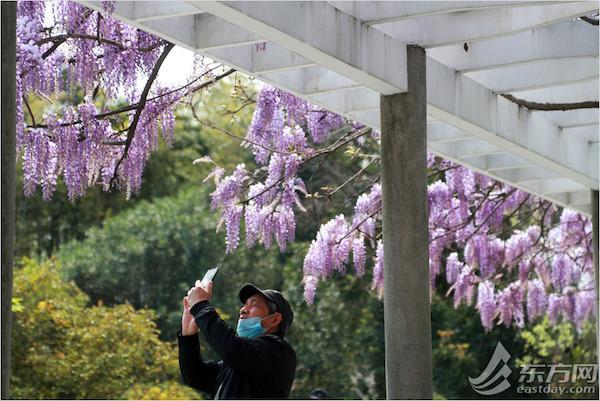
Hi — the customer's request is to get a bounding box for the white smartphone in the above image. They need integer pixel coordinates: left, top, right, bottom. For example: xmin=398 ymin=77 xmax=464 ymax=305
xmin=200 ymin=267 xmax=219 ymax=286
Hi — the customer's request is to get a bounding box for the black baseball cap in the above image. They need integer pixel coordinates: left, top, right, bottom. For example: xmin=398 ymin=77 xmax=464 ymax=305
xmin=239 ymin=283 xmax=294 ymax=335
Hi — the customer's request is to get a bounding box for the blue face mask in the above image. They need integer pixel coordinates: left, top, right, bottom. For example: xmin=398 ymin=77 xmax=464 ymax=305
xmin=236 ymin=314 xmax=275 ymax=338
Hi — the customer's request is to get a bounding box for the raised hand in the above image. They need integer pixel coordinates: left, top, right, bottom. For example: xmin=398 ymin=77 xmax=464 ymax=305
xmin=181 ymin=296 xmax=199 ymax=336
xmin=187 ymin=281 xmax=213 ymax=307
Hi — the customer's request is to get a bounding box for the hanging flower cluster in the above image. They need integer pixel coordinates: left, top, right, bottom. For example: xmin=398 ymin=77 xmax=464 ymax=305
xmin=16 ymin=0 xmax=197 ymax=199
xmin=210 ymin=85 xmax=595 ymax=332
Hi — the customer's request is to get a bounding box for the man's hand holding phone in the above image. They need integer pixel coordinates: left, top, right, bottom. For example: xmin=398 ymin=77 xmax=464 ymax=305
xmin=187 ymin=280 xmax=213 ymax=307
xmin=181 ymin=267 xmax=218 ymax=335
xmin=186 ymin=267 xmax=219 ymax=308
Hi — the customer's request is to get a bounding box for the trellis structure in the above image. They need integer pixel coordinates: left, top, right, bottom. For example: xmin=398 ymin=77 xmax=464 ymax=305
xmin=78 ymin=1 xmax=599 ymax=397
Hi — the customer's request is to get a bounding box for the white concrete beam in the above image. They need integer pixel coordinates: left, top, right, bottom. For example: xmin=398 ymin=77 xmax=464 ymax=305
xmin=194 ymin=14 xmax=262 ymax=51
xmin=139 ymin=16 xmax=199 ymax=49
xmin=308 ymin=87 xmax=379 ymax=114
xmin=522 ymin=178 xmax=588 ymax=195
xmin=466 ymin=57 xmax=599 ymax=93
xmin=79 ymin=1 xmax=202 ymax=51
xmin=429 ymin=139 xmax=506 ymax=159
xmin=493 ymin=166 xmax=559 ymax=184
xmin=542 ymin=109 xmax=599 ymax=128
xmin=591 ymin=142 xmax=599 ymax=181
xmin=462 ymin=153 xmax=535 ymax=172
xmin=192 ymin=1 xmax=407 ymax=94
xmin=260 ymin=66 xmax=362 ymax=95
xmin=427 ymin=123 xmax=474 ymax=144
xmin=94 ymin=1 xmax=205 ymax=23
xmin=428 ymin=20 xmax=598 ymax=73
xmin=511 ymin=79 xmax=598 ymax=104
xmin=206 ymin=43 xmax=316 ymax=75
xmin=546 ymin=189 xmax=592 ymax=207
xmin=329 ymin=1 xmax=545 ymax=25
xmin=375 ymin=2 xmax=598 ymax=48
xmin=562 ymin=125 xmax=599 ymax=143
xmin=347 ymin=109 xmax=380 ymax=128
xmin=427 ymin=56 xmax=598 ymax=189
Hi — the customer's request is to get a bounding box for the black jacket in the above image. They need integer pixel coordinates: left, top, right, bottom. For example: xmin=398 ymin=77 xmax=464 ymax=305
xmin=178 ymin=300 xmax=296 ymax=399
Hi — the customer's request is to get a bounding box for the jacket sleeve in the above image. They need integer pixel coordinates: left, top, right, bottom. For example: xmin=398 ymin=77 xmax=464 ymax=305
xmin=177 ymin=330 xmax=222 ymax=394
xmin=190 ymin=301 xmax=284 ymax=378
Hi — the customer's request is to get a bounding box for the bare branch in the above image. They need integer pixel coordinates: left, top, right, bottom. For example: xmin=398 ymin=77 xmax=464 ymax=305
xmin=197 ymin=120 xmax=298 ymax=156
xmin=26 ymin=67 xmax=234 ymax=131
xmin=110 ymin=42 xmax=175 ymax=185
xmin=501 ymin=94 xmax=598 ymax=111
xmin=23 ymin=96 xmax=36 ymax=126
xmin=37 ymin=33 xmax=165 ymax=53
xmin=148 ymin=67 xmax=236 ymax=103
xmin=325 ymin=156 xmax=379 ymax=196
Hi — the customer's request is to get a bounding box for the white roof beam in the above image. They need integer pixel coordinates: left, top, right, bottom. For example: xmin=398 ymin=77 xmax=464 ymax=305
xmin=522 ymin=178 xmax=588 ymax=195
xmin=347 ymin=109 xmax=380 ymax=128
xmin=375 ymin=2 xmax=598 ymax=48
xmin=427 ymin=57 xmax=598 ymax=189
xmin=83 ymin=1 xmax=205 ymax=23
xmin=329 ymin=1 xmax=545 ymax=25
xmin=139 ymin=15 xmax=199 ymax=49
xmin=192 ymin=1 xmax=407 ymax=95
xmin=562 ymin=125 xmax=599 ymax=142
xmin=492 ymin=166 xmax=559 ymax=184
xmin=428 ymin=21 xmax=598 ymax=73
xmin=466 ymin=57 xmax=598 ymax=93
xmin=511 ymin=80 xmax=598 ymax=104
xmin=428 ymin=123 xmax=474 ymax=144
xmin=195 ymin=14 xmax=262 ymax=51
xmin=462 ymin=154 xmax=535 ymax=172
xmin=206 ymin=43 xmax=316 ymax=75
xmin=78 ymin=1 xmax=196 ymax=50
xmin=429 ymin=139 xmax=505 ymax=159
xmin=591 ymin=143 xmax=599 ymax=180
xmin=260 ymin=66 xmax=362 ymax=96
xmin=308 ymin=87 xmax=379 ymax=114
xmin=546 ymin=190 xmax=591 ymax=207
xmin=542 ymin=109 xmax=599 ymax=128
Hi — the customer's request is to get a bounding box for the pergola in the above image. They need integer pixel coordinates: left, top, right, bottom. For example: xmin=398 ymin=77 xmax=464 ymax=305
xmin=78 ymin=1 xmax=599 ymax=397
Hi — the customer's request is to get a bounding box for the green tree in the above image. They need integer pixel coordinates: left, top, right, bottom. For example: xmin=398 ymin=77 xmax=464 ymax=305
xmin=10 ymin=257 xmax=199 ymax=400
xmin=56 ymin=185 xmax=297 ymax=339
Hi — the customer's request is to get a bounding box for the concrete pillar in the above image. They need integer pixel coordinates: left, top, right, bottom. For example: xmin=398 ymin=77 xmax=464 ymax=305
xmin=1 ymin=1 xmax=17 ymax=398
xmin=380 ymin=45 xmax=432 ymax=399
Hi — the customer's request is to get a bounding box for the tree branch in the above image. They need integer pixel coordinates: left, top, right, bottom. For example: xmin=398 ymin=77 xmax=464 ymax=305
xmin=325 ymin=156 xmax=378 ymax=196
xmin=23 ymin=96 xmax=36 ymax=126
xmin=148 ymin=67 xmax=235 ymax=103
xmin=26 ymin=67 xmax=233 ymax=131
xmin=110 ymin=42 xmax=174 ymax=185
xmin=197 ymin=120 xmax=297 ymax=156
xmin=37 ymin=33 xmax=165 ymax=53
xmin=501 ymin=94 xmax=598 ymax=111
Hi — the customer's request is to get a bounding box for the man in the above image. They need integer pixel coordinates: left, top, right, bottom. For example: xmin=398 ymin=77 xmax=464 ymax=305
xmin=178 ymin=281 xmax=296 ymax=399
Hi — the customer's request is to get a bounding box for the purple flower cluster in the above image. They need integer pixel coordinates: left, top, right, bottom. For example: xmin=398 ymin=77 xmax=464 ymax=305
xmin=16 ymin=1 xmax=184 ymax=200
xmin=301 ymin=185 xmax=383 ymax=303
xmin=210 ymin=85 xmax=363 ymax=256
xmin=476 ymin=281 xmax=496 ymax=330
xmin=422 ymin=156 xmax=595 ymax=330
